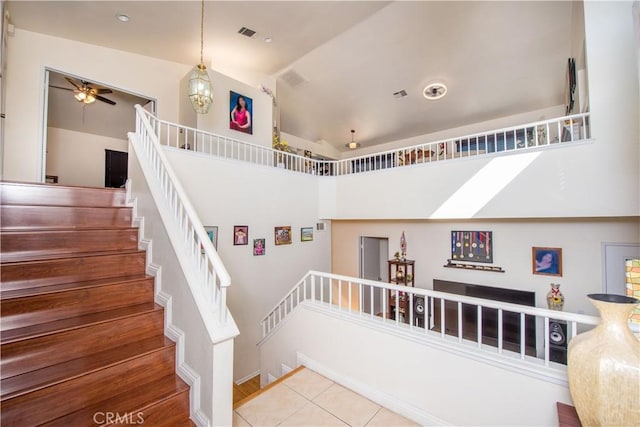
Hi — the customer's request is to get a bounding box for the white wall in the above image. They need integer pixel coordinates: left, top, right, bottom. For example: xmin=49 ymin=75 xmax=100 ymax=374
xmin=260 ymin=305 xmax=572 ymax=426
xmin=331 ymin=219 xmax=639 ymax=318
xmin=4 ymin=28 xmax=192 ymax=182
xmin=280 ymin=131 xmax=342 ymax=160
xmin=196 ymin=69 xmax=273 ymax=149
xmin=164 ymin=149 xmax=332 ymax=381
xmin=45 ymin=127 xmax=127 ymax=187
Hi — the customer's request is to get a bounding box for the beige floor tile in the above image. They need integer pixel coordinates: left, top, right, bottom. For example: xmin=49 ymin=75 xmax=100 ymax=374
xmin=365 ymin=407 xmax=420 ymax=427
xmin=313 ymin=383 xmax=381 ymax=427
xmin=283 ymin=368 xmax=335 ymax=400
xmin=233 ymin=411 xmax=252 ymax=427
xmin=279 ymin=401 xmax=348 ymax=427
xmin=236 ymin=383 xmax=308 ymax=426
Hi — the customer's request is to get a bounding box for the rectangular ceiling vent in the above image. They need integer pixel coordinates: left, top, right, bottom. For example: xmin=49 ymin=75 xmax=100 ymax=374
xmin=393 ymin=89 xmax=408 ymax=99
xmin=238 ymin=27 xmax=256 ymax=38
xmin=279 ymin=69 xmax=307 ymax=88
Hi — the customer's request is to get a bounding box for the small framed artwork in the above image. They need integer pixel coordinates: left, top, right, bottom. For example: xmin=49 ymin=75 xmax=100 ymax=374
xmin=233 ymin=225 xmax=249 ymax=246
xmin=201 ymin=226 xmax=218 ymax=253
xmin=274 ymin=226 xmax=292 ymax=245
xmin=451 ymin=231 xmax=493 ymax=263
xmin=532 ymin=247 xmax=563 ymax=277
xmin=229 ymin=91 xmax=253 ymax=135
xmin=253 ymin=238 xmax=265 ymax=256
xmin=301 ymin=227 xmax=313 ymax=242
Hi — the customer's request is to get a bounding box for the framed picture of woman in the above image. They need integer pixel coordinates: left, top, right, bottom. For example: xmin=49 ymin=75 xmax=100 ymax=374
xmin=229 ymin=91 xmax=253 ymax=135
xmin=532 ymin=247 xmax=563 ymax=277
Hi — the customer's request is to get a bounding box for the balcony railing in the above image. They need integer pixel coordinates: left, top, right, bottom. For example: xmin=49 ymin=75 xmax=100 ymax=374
xmin=145 ymin=109 xmax=591 ymax=177
xmin=260 ymin=271 xmax=599 ymax=368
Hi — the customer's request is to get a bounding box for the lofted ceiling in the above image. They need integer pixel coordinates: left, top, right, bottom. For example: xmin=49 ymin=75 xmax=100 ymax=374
xmin=7 ymin=1 xmax=576 ymax=153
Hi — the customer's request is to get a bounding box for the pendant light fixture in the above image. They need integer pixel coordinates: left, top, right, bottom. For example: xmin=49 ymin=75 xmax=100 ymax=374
xmin=345 ymin=129 xmax=360 ymax=149
xmin=188 ymin=0 xmax=213 ymax=114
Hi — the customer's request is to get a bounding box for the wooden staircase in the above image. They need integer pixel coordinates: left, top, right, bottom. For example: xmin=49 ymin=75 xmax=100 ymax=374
xmin=0 ymin=181 xmax=193 ymax=426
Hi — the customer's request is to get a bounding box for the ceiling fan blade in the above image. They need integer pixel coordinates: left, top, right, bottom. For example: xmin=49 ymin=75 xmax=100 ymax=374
xmin=49 ymin=85 xmax=74 ymax=92
xmin=95 ymin=95 xmax=116 ymax=106
xmin=95 ymin=88 xmax=112 ymax=95
xmin=64 ymin=77 xmax=82 ymax=90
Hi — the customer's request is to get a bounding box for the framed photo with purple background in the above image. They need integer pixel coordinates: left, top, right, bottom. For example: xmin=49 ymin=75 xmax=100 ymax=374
xmin=532 ymin=247 xmax=562 ymax=277
xmin=451 ymin=231 xmax=493 ymax=263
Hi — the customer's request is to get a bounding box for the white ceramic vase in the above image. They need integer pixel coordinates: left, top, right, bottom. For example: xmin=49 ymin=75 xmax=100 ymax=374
xmin=567 ymin=293 xmax=640 ymax=427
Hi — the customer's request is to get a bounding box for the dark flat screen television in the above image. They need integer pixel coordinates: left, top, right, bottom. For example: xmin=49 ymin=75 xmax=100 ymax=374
xmin=433 ymin=279 xmax=536 ymax=355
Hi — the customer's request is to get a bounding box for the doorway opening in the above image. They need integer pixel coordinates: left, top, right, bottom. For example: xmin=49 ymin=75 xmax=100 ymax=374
xmin=43 ymin=69 xmax=155 ymax=187
xmin=359 ymin=236 xmax=389 ymax=316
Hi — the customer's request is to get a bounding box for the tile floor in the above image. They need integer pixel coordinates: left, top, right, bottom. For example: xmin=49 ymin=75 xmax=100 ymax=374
xmin=233 ymin=367 xmax=419 ymax=427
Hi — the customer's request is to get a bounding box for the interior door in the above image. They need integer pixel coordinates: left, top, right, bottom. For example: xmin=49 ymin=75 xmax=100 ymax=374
xmin=360 ymin=236 xmax=388 ymax=316
xmin=105 ymin=149 xmax=128 ymax=188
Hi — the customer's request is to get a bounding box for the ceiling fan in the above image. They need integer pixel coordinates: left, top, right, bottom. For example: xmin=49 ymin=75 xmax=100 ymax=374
xmin=50 ymin=77 xmax=116 ymax=105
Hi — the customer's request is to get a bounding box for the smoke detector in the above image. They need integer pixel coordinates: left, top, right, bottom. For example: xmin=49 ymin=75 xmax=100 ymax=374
xmin=423 ymin=82 xmax=448 ymax=100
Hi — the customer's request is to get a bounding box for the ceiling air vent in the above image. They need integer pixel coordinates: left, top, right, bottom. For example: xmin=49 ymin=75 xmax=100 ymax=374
xmin=393 ymin=89 xmax=408 ymax=99
xmin=238 ymin=27 xmax=256 ymax=38
xmin=279 ymin=69 xmax=307 ymax=88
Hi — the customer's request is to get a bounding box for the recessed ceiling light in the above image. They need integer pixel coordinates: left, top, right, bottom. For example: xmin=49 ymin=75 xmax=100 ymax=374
xmin=423 ymin=82 xmax=447 ymax=100
xmin=116 ymin=13 xmax=130 ymax=22
xmin=264 ymin=37 xmax=273 ymax=43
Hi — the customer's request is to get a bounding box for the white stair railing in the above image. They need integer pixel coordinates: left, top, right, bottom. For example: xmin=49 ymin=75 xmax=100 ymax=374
xmin=260 ymin=271 xmax=599 ymax=367
xmin=129 ymin=105 xmax=237 ymax=343
xmin=149 ymin=111 xmax=590 ymax=176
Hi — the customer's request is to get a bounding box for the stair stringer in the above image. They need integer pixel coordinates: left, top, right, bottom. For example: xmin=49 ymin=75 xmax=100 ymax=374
xmin=129 ymin=195 xmax=210 ymax=427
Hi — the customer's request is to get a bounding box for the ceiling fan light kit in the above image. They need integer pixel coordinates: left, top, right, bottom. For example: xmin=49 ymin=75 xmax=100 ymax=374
xmin=423 ymin=82 xmax=448 ymax=100
xmin=189 ymin=0 xmax=213 ymax=114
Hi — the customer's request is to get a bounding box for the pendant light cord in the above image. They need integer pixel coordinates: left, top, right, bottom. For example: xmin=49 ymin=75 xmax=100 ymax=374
xmin=199 ymin=0 xmax=205 ymax=66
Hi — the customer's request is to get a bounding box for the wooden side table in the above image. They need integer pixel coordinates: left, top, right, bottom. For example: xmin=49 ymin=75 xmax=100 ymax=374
xmin=556 ymin=402 xmax=582 ymax=427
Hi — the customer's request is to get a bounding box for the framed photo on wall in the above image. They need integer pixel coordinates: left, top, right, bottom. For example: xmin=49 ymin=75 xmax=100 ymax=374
xmin=253 ymin=238 xmax=265 ymax=256
xmin=532 ymin=247 xmax=563 ymax=277
xmin=301 ymin=227 xmax=313 ymax=242
xmin=233 ymin=225 xmax=249 ymax=246
xmin=201 ymin=226 xmax=218 ymax=254
xmin=229 ymin=91 xmax=253 ymax=135
xmin=274 ymin=226 xmax=292 ymax=245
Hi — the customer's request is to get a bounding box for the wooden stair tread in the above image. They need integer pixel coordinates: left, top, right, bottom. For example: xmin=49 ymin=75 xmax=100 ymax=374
xmin=0 ymin=334 xmax=174 ymax=400
xmin=0 ymin=248 xmax=145 ymax=264
xmin=1 ymin=302 xmax=160 ymax=341
xmin=41 ymin=374 xmax=189 ymax=426
xmin=0 ymin=274 xmax=151 ymax=299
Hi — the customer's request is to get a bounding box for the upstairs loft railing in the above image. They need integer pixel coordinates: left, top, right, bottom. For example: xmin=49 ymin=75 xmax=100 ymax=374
xmin=149 ymin=110 xmax=590 ymax=176
xmin=260 ymin=271 xmax=599 ymax=369
xmin=130 ymin=105 xmax=236 ymax=343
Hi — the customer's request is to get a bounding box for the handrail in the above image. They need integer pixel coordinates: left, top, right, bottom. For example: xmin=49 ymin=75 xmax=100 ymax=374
xmin=129 ymin=105 xmax=234 ymax=338
xmin=260 ymin=271 xmax=600 ymax=367
xmin=148 ymin=110 xmax=590 ymax=177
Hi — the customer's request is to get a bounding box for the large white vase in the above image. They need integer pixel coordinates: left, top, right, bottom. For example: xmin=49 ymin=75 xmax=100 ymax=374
xmin=567 ymin=293 xmax=640 ymax=426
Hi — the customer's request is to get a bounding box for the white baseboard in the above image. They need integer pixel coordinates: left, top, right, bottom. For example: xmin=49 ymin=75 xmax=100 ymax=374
xmin=296 ymin=352 xmax=451 ymax=427
xmin=235 ymin=369 xmax=260 ymax=385
xmin=281 ymin=363 xmax=293 ymax=376
xmin=267 ymin=373 xmax=278 ymax=384
xmin=130 ymin=194 xmax=211 ymax=427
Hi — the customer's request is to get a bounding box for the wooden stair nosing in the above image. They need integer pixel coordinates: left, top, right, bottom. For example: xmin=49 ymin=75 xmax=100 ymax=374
xmin=0 ymin=251 xmax=146 ymax=289
xmin=0 ymin=205 xmax=133 ymax=230
xmin=0 ymin=273 xmax=151 ymax=300
xmin=0 ymin=181 xmax=127 ymax=208
xmin=0 ymin=228 xmax=139 ymax=260
xmin=0 ymin=248 xmax=145 ymax=265
xmin=39 ymin=374 xmax=190 ymax=427
xmin=0 ymin=277 xmax=154 ymax=331
xmin=0 ymin=302 xmax=161 ymax=343
xmin=0 ymin=338 xmax=176 ymax=426
xmin=0 ymin=334 xmax=175 ymax=400
xmin=1 ymin=307 xmax=164 ymax=379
